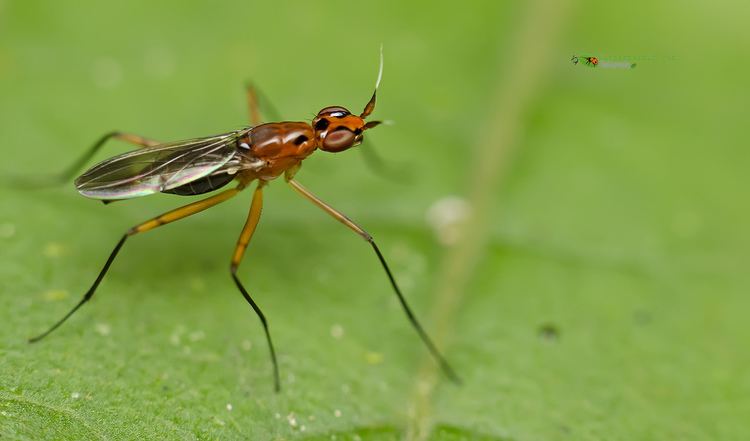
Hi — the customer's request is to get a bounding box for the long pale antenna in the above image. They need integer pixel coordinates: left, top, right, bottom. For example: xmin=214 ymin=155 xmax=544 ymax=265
xmin=361 ymin=45 xmax=383 ymax=118
xmin=375 ymin=44 xmax=384 ymax=91
xmin=359 ymin=47 xmax=412 ymax=182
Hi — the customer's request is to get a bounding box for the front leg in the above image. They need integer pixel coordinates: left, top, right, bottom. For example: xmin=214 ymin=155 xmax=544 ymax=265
xmin=285 ymin=177 xmax=461 ymax=384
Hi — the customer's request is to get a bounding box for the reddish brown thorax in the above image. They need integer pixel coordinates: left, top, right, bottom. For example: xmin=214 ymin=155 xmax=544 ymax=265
xmin=236 ymin=122 xmax=315 ymax=181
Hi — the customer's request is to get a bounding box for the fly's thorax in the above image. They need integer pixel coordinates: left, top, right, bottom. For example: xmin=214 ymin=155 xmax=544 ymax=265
xmin=236 ymin=122 xmax=317 ymax=181
xmin=248 ymin=122 xmax=318 ymax=159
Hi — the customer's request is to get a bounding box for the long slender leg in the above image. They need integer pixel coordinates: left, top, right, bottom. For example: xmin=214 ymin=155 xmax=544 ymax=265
xmin=245 ymin=82 xmax=284 ymax=124
xmin=28 ymin=186 xmax=242 ymax=343
xmin=286 ymin=178 xmax=461 ymax=384
xmin=229 ymin=182 xmax=280 ymax=392
xmin=23 ymin=131 xmax=161 ymax=187
xmin=245 ymin=83 xmax=263 ymax=126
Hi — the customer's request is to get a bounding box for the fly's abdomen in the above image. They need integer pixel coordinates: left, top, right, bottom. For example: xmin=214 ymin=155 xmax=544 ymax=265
xmin=162 ymin=171 xmax=236 ymax=196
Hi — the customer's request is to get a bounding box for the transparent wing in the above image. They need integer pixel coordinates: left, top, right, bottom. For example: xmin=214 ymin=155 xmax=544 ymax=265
xmin=75 ymin=130 xmax=248 ymax=200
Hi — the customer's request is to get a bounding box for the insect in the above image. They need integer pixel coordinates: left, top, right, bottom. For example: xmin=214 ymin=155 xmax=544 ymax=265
xmin=571 ymin=55 xmax=599 ymax=67
xmin=28 ymin=52 xmax=460 ymax=392
xmin=571 ymin=55 xmax=636 ymax=70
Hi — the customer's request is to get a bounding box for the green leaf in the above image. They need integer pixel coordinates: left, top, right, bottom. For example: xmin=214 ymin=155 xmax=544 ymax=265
xmin=1 ymin=0 xmax=748 ymax=440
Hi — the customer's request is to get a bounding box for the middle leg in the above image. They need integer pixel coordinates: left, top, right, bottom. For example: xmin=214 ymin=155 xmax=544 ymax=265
xmin=229 ymin=181 xmax=280 ymax=392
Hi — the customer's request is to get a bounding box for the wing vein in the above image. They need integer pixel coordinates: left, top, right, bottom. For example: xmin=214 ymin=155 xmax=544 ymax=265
xmin=75 ymin=129 xmax=249 ymax=200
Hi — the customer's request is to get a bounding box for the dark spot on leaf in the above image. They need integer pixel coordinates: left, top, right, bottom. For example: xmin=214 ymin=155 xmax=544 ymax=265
xmin=538 ymin=322 xmax=560 ymax=341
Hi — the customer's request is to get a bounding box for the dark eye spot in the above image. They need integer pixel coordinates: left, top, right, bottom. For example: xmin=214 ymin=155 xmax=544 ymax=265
xmin=294 ymin=135 xmax=308 ymax=146
xmin=314 ymin=119 xmax=329 ymax=131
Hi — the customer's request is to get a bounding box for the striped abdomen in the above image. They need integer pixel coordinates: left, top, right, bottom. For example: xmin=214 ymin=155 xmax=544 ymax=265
xmin=162 ymin=169 xmax=237 ymax=196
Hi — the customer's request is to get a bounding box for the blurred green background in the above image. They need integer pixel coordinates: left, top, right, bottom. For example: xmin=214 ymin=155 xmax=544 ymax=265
xmin=1 ymin=0 xmax=748 ymax=440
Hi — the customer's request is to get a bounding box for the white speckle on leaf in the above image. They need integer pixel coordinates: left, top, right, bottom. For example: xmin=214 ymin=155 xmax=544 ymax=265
xmin=92 ymin=57 xmax=123 ymax=89
xmin=425 ymin=196 xmax=472 ymax=246
xmin=353 ymin=435 xmax=361 ymax=441
xmin=274 ymin=412 xmax=281 ymax=419
xmin=330 ymin=324 xmax=344 ymax=339
xmin=300 ymin=425 xmax=307 ymax=432
xmin=214 ymin=418 xmax=225 ymax=426
xmin=241 ymin=340 xmax=252 ymax=351
xmin=0 ymin=222 xmax=15 ymax=238
xmin=95 ymin=323 xmax=111 ymax=336
xmin=71 ymin=392 xmax=80 ymax=399
xmin=334 ymin=409 xmax=342 ymax=418
xmin=1 ymin=411 xmax=10 ymax=417
xmin=286 ymin=412 xmax=297 ymax=427
xmin=226 ymin=403 xmax=233 ymax=411
xmin=188 ymin=330 xmax=205 ymax=342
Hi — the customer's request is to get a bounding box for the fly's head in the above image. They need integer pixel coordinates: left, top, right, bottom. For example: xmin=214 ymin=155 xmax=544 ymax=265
xmin=313 ymin=103 xmax=381 ymax=153
xmin=314 ymin=47 xmax=385 ymax=153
